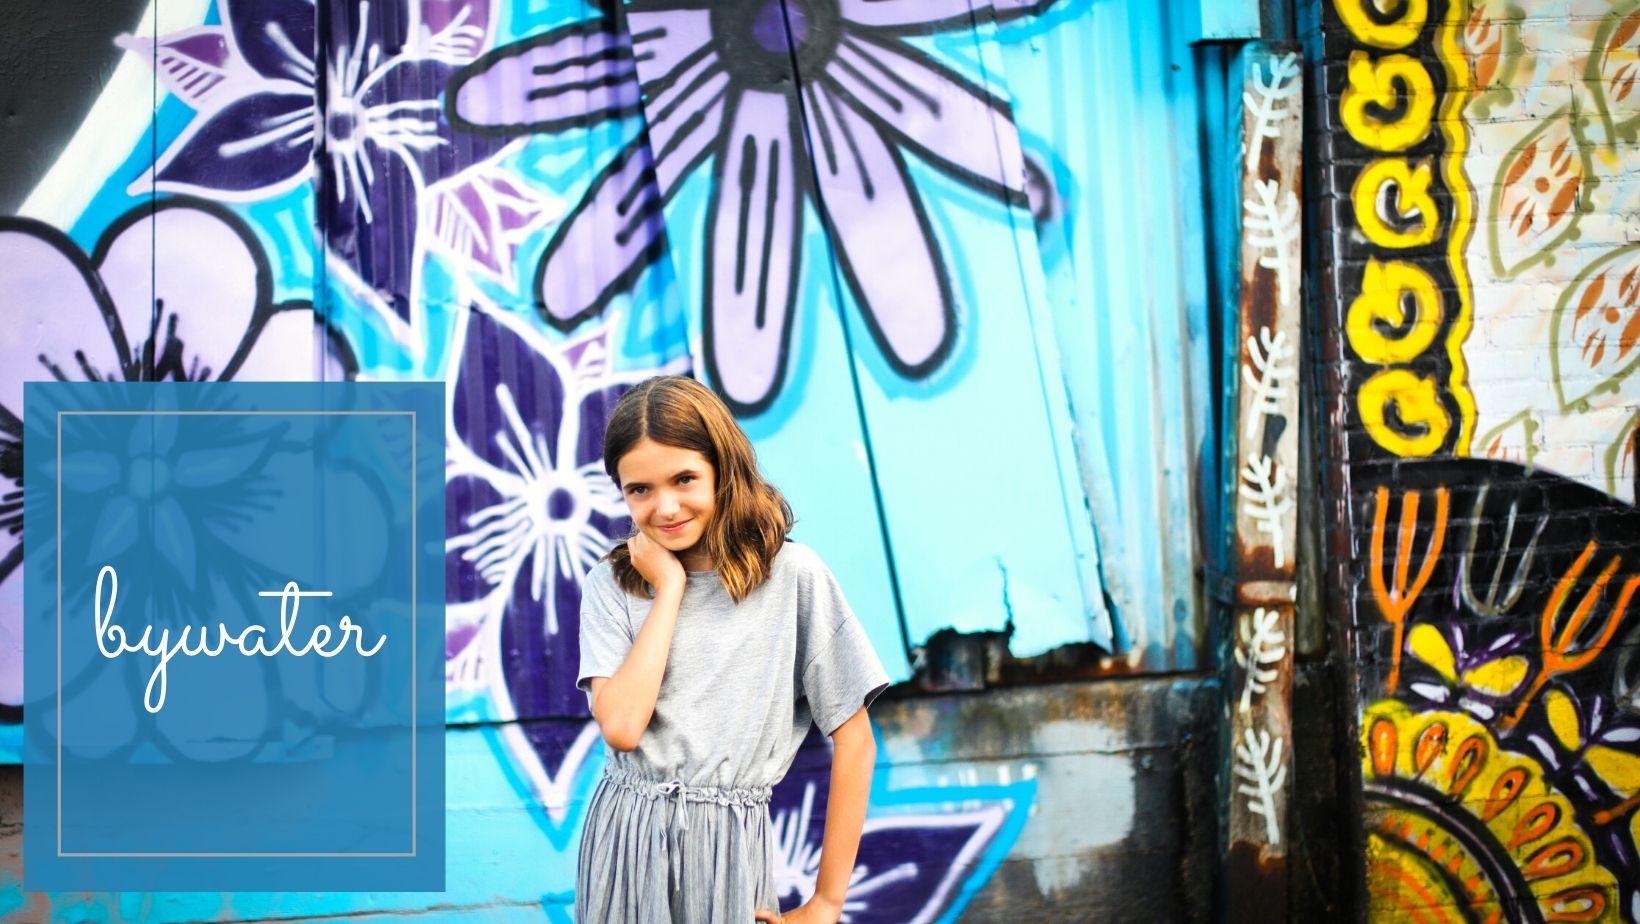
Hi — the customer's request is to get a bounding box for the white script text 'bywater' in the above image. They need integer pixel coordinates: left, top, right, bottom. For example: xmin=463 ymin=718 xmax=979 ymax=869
xmin=91 ymin=565 xmax=387 ymax=713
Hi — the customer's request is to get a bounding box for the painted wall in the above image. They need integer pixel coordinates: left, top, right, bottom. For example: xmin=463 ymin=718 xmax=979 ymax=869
xmin=1313 ymin=0 xmax=1640 ymax=919
xmin=0 ymin=0 xmax=1222 ymax=919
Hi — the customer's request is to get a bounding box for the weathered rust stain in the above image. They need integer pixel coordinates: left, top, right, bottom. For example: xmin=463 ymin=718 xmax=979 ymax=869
xmin=879 ymin=658 xmax=1214 ymax=733
xmin=1227 ymin=841 xmax=1289 ymax=922
xmin=1222 ymin=39 xmax=1304 ymax=922
xmin=904 ymin=625 xmax=1154 ymax=698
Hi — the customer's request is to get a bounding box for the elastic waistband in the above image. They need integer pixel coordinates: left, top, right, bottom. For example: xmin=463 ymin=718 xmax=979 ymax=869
xmin=602 ymin=768 xmax=773 ymax=808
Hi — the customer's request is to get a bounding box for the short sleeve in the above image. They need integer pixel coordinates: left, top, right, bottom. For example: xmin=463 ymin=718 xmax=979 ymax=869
xmin=797 ymin=553 xmax=891 ymax=736
xmin=577 ymin=561 xmax=634 ymax=697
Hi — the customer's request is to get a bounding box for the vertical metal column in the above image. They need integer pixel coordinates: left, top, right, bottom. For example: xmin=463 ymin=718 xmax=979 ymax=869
xmin=1220 ymin=39 xmax=1303 ymax=922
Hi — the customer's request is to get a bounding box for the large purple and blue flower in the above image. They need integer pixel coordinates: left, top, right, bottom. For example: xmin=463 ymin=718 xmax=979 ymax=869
xmin=0 ymin=197 xmax=357 ymax=718
xmin=451 ymin=0 xmax=1057 ymax=414
xmin=441 ymin=303 xmax=684 ymax=815
xmin=123 ymin=0 xmax=504 ymax=321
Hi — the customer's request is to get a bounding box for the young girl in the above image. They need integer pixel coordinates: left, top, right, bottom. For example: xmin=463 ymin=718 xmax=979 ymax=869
xmin=576 ymin=375 xmax=890 ymax=924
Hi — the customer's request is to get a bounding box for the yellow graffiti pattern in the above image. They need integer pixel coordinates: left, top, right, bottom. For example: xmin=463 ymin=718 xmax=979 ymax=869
xmin=1336 ymin=0 xmax=1430 ymax=50
xmin=1347 ymin=258 xmax=1442 ymax=364
xmin=1332 ymin=0 xmax=1476 ymax=459
xmin=1358 ymin=369 xmax=1451 ymax=457
xmin=1342 ymin=52 xmax=1436 ymax=151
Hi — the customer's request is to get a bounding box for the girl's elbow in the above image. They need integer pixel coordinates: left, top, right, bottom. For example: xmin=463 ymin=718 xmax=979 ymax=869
xmin=833 ymin=722 xmax=876 ymax=759
xmin=591 ymin=702 xmax=644 ymax=752
xmin=599 ymin=720 xmax=643 ymax=752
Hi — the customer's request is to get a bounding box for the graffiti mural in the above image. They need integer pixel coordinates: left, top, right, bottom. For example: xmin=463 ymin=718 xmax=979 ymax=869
xmin=451 ymin=1 xmax=1049 ymax=414
xmin=444 ymin=0 xmax=1118 ymax=665
xmin=123 ymin=0 xmax=511 ymax=334
xmin=0 ymin=195 xmax=354 ymax=744
xmin=1460 ymin=0 xmax=1640 ymax=503
xmin=1356 ymin=460 xmax=1639 ymax=921
xmin=1319 ymin=0 xmax=1476 ymax=462
xmin=1321 ymin=0 xmax=1639 ymax=495
xmin=766 ymin=728 xmax=1032 ymax=922
xmin=443 ymin=303 xmax=679 ymax=819
xmin=1317 ymin=0 xmax=1640 ymax=919
xmin=0 ymin=0 xmax=1223 ymax=918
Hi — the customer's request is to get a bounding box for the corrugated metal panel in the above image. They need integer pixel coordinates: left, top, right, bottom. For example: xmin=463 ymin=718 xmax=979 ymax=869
xmin=615 ymin=5 xmax=1119 ymax=671
xmin=997 ymin=0 xmax=1215 ymax=669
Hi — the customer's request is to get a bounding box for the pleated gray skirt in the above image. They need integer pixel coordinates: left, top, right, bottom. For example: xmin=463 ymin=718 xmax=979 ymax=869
xmin=576 ymin=768 xmax=781 ymax=922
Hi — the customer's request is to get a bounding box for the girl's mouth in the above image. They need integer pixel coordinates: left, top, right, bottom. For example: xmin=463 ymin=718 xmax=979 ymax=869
xmin=658 ymin=519 xmax=692 ymax=535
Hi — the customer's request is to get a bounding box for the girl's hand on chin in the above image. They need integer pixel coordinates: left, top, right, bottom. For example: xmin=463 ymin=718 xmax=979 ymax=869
xmin=629 ymin=530 xmax=686 ymax=594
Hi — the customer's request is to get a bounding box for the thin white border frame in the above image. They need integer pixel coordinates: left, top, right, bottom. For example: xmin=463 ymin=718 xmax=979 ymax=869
xmin=56 ymin=409 xmax=420 ymax=859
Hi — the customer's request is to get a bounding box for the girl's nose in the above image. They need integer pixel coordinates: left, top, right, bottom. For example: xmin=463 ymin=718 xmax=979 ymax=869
xmin=656 ymin=493 xmax=680 ymax=517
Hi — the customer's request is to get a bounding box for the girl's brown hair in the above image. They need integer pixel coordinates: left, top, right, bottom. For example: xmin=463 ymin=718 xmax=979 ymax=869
xmin=602 ymin=375 xmax=793 ymax=602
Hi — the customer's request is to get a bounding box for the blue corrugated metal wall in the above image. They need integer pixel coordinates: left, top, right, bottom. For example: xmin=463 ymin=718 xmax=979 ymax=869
xmin=0 ymin=0 xmax=1226 ymax=917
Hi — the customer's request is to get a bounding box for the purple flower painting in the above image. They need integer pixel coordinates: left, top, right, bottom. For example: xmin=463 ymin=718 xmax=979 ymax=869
xmin=0 ymin=197 xmax=357 ymax=715
xmin=443 ymin=305 xmax=686 ymax=815
xmin=121 ymin=0 xmax=505 ymax=320
xmin=450 ymin=0 xmax=1058 ymax=414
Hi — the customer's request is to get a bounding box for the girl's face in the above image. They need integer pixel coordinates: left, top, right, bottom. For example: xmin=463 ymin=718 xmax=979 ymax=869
xmin=615 ymin=437 xmax=717 ymax=569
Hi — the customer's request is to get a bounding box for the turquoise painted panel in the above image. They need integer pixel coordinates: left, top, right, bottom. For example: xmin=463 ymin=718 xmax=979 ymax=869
xmin=840 ymin=21 xmax=1112 ymax=657
xmin=616 ymin=3 xmax=1114 ymax=660
xmin=997 ymin=0 xmax=1213 ymax=668
xmin=1180 ymin=0 xmax=1263 ymax=42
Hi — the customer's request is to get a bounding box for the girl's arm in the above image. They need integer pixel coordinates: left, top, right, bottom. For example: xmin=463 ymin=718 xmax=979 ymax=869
xmin=813 ymin=708 xmax=876 ymax=913
xmin=587 ymin=534 xmax=686 ymax=751
xmin=757 ymin=706 xmax=877 ymax=924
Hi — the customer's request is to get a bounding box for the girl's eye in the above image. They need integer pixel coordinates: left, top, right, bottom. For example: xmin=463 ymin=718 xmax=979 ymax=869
xmin=628 ymin=486 xmax=647 ymax=496
xmin=678 ymin=475 xmax=694 ymax=485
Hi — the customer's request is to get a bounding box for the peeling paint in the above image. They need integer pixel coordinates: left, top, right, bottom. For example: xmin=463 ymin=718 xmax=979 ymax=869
xmin=1028 ymin=721 xmax=1136 ymax=856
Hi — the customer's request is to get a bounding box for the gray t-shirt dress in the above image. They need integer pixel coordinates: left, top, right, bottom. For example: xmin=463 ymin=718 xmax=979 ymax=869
xmin=575 ymin=541 xmax=891 ymax=923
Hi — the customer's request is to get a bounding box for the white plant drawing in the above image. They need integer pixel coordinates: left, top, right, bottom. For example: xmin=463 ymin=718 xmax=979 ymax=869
xmin=1242 ymin=51 xmax=1300 ymax=172
xmin=1234 ymin=727 xmax=1288 ymax=846
xmin=1246 ymin=177 xmax=1301 ymax=309
xmin=1241 ymin=326 xmax=1294 ymax=439
xmin=1239 ymin=453 xmax=1292 ymax=568
xmin=1234 ymin=607 xmax=1288 ymax=713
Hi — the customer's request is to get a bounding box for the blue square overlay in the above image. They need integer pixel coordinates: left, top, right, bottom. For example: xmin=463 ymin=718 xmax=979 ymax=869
xmin=23 ymin=382 xmax=445 ymax=891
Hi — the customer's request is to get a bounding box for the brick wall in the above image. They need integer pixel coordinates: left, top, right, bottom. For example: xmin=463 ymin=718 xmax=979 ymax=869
xmin=1311 ymin=0 xmax=1640 ymax=919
